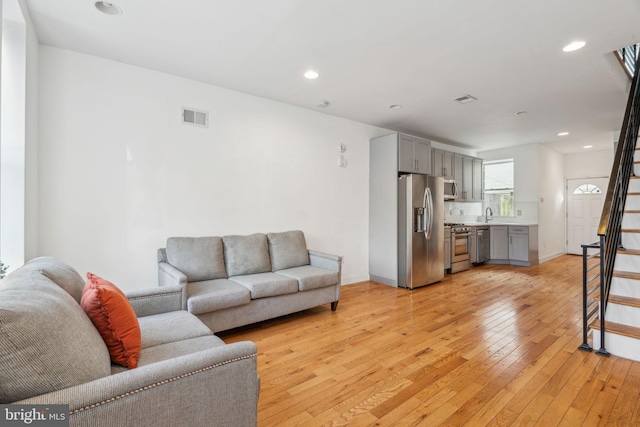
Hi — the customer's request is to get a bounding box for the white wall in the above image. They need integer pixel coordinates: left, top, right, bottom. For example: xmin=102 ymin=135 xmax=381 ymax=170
xmin=38 ymin=46 xmax=387 ymax=290
xmin=564 ymin=148 xmax=613 ymax=180
xmin=537 ymin=145 xmax=565 ymax=262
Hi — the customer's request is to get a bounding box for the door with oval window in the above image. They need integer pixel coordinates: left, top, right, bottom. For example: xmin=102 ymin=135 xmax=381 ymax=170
xmin=567 ymin=178 xmax=608 ymax=255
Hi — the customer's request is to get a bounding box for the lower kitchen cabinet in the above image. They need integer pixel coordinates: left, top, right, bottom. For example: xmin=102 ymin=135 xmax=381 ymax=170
xmin=509 ymin=228 xmax=529 ymax=262
xmin=490 ymin=226 xmax=509 ymax=260
xmin=488 ymin=225 xmax=538 ymax=266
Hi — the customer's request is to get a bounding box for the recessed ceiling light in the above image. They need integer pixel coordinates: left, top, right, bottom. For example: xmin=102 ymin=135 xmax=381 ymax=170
xmin=389 ymin=104 xmax=403 ymax=110
xmin=515 ymin=111 xmax=528 ymax=116
xmin=317 ymin=101 xmax=329 ymax=108
xmin=583 ymin=145 xmax=593 ymax=149
xmin=95 ymin=1 xmax=122 ymax=15
xmin=304 ymin=70 xmax=319 ymax=79
xmin=558 ymin=132 xmax=569 ymax=136
xmin=563 ymin=41 xmax=586 ymax=52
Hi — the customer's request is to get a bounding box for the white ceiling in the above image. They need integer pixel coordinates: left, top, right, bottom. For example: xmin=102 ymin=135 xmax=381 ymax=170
xmin=22 ymin=0 xmax=640 ymax=154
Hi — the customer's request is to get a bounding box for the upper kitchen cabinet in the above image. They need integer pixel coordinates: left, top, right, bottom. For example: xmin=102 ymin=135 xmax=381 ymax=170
xmin=431 ymin=148 xmax=455 ymax=180
xmin=473 ymin=157 xmax=484 ymax=201
xmin=454 ymin=154 xmax=483 ymax=202
xmin=398 ymin=134 xmax=431 ymax=174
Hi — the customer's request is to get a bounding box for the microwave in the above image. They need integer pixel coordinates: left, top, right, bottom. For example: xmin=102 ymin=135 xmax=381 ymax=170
xmin=444 ymin=180 xmax=458 ymax=200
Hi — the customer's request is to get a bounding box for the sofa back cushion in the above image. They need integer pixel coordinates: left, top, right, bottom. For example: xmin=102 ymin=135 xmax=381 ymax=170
xmin=267 ymin=230 xmax=310 ymax=271
xmin=166 ymin=236 xmax=227 ymax=281
xmin=0 ymin=269 xmax=111 ymax=403
xmin=21 ymin=256 xmax=86 ymax=303
xmin=223 ymin=233 xmax=271 ymax=277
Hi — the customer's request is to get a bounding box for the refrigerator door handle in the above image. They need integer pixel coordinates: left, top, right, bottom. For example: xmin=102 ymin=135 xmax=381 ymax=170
xmin=425 ymin=187 xmax=433 ymax=240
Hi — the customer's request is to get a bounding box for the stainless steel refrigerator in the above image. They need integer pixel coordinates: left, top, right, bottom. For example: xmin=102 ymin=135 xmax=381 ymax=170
xmin=398 ymin=174 xmax=444 ymax=289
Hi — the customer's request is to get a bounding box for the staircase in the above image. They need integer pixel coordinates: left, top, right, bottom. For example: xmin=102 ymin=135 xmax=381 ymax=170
xmin=591 ymin=166 xmax=640 ymax=361
xmin=580 ymin=50 xmax=640 ymax=360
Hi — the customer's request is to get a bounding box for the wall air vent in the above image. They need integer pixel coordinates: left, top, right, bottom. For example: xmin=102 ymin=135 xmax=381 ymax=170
xmin=453 ymin=94 xmax=478 ymax=104
xmin=182 ymin=107 xmax=208 ymax=128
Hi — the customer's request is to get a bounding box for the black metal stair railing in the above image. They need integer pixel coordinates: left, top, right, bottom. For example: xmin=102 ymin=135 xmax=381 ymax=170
xmin=616 ymin=43 xmax=640 ymax=80
xmin=579 ymin=52 xmax=640 ymax=355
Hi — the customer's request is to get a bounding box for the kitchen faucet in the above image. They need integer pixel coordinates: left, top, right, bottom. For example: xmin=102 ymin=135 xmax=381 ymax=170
xmin=485 ymin=207 xmax=493 ymax=223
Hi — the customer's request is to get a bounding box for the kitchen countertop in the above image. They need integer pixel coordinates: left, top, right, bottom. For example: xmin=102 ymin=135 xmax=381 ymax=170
xmin=460 ymin=222 xmax=538 ymax=226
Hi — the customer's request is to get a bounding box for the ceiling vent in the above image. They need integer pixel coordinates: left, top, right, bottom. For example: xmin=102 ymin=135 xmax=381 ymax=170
xmin=453 ymin=94 xmax=478 ymax=104
xmin=182 ymin=107 xmax=208 ymax=128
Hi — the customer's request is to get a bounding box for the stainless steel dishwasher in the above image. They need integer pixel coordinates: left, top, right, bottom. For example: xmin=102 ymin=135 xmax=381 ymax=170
xmin=476 ymin=226 xmax=490 ymax=264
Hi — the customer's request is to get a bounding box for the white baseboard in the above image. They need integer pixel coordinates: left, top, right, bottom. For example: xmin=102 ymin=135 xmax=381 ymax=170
xmin=539 ymin=251 xmax=566 ymax=264
xmin=341 ymin=274 xmax=373 ymax=286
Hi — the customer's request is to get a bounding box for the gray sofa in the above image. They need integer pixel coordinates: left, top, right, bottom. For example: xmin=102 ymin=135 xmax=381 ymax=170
xmin=157 ymin=230 xmax=342 ymax=333
xmin=0 ymin=257 xmax=259 ymax=427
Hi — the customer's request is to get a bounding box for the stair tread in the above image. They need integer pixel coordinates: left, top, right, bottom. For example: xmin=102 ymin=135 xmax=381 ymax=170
xmin=589 ymin=320 xmax=640 ymax=339
xmin=629 ymin=192 xmax=640 ymax=196
xmin=625 ymin=210 xmax=640 ymax=213
xmin=617 ymin=248 xmax=640 ymax=255
xmin=614 ymin=270 xmax=640 ymax=280
xmin=601 ymin=294 xmax=640 ymax=308
xmin=622 ymin=229 xmax=640 ymax=233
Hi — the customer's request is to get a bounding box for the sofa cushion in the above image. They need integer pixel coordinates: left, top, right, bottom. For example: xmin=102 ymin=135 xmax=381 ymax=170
xmin=21 ymin=256 xmax=86 ymax=303
xmin=81 ymin=273 xmax=142 ymax=369
xmin=275 ymin=266 xmax=340 ymax=291
xmin=187 ymin=279 xmax=251 ymax=314
xmin=223 ymin=233 xmax=271 ymax=277
xmin=111 ymin=335 xmax=226 ymax=374
xmin=0 ymin=270 xmax=111 ymax=403
xmin=230 ymin=272 xmax=298 ymax=299
xmin=137 ymin=310 xmax=213 ymax=349
xmin=166 ymin=236 xmax=227 ymax=281
xmin=267 ymin=230 xmax=310 ymax=271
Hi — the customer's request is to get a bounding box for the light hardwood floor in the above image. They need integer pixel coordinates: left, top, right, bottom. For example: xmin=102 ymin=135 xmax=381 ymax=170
xmin=219 ymin=255 xmax=640 ymax=426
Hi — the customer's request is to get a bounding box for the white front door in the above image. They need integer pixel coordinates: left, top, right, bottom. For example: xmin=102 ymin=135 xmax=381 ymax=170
xmin=567 ymin=177 xmax=608 ymax=255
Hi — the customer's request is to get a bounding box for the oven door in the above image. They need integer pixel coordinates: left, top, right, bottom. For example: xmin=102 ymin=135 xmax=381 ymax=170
xmin=452 ymin=232 xmax=470 ymax=263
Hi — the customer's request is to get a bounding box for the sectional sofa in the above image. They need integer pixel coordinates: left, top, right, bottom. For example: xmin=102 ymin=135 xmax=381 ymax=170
xmin=157 ymin=230 xmax=342 ymax=333
xmin=0 ymin=257 xmax=259 ymax=427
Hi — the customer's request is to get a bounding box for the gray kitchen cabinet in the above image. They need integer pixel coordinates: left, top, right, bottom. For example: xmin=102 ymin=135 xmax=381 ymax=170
xmin=431 ymin=148 xmax=455 ymax=179
xmin=488 ymin=225 xmax=539 ymax=266
xmin=508 ymin=225 xmax=538 ymax=266
xmin=473 ymin=157 xmax=484 ymax=201
xmin=490 ymin=225 xmax=509 ymax=260
xmin=509 ymin=233 xmax=529 ymax=262
xmin=454 ymin=154 xmax=483 ymax=201
xmin=462 ymin=156 xmax=473 ymax=201
xmin=398 ymin=134 xmax=431 ymax=174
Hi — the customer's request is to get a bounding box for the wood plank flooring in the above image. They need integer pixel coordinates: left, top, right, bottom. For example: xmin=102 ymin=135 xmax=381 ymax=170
xmin=219 ymin=255 xmax=640 ymax=426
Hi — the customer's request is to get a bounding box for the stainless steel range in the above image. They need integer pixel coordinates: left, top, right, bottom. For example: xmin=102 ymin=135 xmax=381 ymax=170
xmin=445 ymin=223 xmax=472 ymax=273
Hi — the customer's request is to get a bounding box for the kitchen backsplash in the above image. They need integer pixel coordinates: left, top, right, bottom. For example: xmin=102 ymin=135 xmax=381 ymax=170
xmin=444 ymin=201 xmax=538 ymax=223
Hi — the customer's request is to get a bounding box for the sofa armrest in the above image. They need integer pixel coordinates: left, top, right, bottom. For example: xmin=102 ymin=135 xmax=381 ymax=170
xmin=16 ymin=341 xmax=259 ymax=427
xmin=158 ymin=262 xmax=189 ymax=311
xmin=308 ymin=250 xmax=342 ymax=273
xmin=158 ymin=261 xmax=187 ymax=287
xmin=126 ymin=285 xmax=184 ymax=317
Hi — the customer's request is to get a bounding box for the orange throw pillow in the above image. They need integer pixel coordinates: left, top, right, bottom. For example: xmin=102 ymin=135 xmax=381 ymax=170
xmin=81 ymin=272 xmax=141 ymax=369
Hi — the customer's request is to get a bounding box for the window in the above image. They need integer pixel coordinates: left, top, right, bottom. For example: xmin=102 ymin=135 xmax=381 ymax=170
xmin=573 ymin=184 xmax=602 ymax=194
xmin=483 ymin=159 xmax=514 ymax=216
